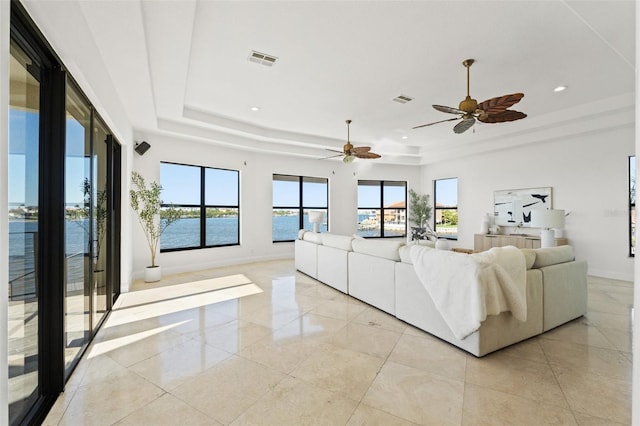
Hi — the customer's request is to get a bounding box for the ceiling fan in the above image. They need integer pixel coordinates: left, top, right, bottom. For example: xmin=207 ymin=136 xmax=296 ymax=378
xmin=323 ymin=120 xmax=381 ymax=163
xmin=413 ymin=59 xmax=527 ymax=134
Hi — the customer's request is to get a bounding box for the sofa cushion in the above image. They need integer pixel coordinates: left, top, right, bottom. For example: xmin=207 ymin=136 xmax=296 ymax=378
xmin=302 ymin=232 xmax=323 ymax=244
xmin=322 ymin=233 xmax=354 ymax=251
xmin=532 ymin=245 xmax=575 ymax=269
xmin=399 ymin=245 xmax=413 ymax=264
xmin=520 ymin=249 xmax=537 ymax=270
xmin=351 ymin=239 xmax=404 ymax=261
xmin=298 ymin=229 xmax=307 ymax=240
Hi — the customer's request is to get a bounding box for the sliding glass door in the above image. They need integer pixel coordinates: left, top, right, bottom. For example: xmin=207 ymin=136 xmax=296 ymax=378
xmin=8 ymin=39 xmax=41 ymax=426
xmin=64 ymin=82 xmax=91 ymax=375
xmin=63 ymin=82 xmax=113 ymax=375
xmin=7 ymin=3 xmax=122 ymax=422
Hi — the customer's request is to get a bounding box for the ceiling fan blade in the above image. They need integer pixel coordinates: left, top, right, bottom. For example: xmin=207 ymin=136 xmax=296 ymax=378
xmin=412 ymin=116 xmax=460 ymax=130
xmin=325 ymin=148 xmax=344 ymax=154
xmin=453 ymin=117 xmax=476 ymax=134
xmin=319 ymin=152 xmax=344 ymax=160
xmin=433 ymin=105 xmax=465 ymax=115
xmin=476 ymin=93 xmax=524 ymax=115
xmin=478 ymin=110 xmax=527 ymax=123
xmin=351 ymin=146 xmax=372 ymax=153
xmin=354 ymin=151 xmax=381 ymax=159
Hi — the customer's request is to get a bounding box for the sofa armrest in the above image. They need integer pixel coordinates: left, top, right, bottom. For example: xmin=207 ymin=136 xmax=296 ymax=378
xmin=540 ymin=260 xmax=587 ymax=331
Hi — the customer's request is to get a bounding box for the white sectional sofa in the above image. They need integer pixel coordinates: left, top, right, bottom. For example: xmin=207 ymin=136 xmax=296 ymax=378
xmin=294 ymin=231 xmax=588 ymax=357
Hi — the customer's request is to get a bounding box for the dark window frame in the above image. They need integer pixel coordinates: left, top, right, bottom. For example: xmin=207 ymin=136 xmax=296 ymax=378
xmin=160 ymin=161 xmax=240 ymax=252
xmin=357 ymin=180 xmax=407 ymax=239
xmin=434 ymin=177 xmax=458 ymax=240
xmin=629 ymin=155 xmax=635 ymax=257
xmin=272 ymin=174 xmax=328 ymax=243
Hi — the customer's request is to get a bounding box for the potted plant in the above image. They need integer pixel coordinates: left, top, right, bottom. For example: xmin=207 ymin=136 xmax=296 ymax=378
xmin=130 ymin=171 xmax=181 ymax=282
xmin=408 ymin=189 xmax=436 ymax=241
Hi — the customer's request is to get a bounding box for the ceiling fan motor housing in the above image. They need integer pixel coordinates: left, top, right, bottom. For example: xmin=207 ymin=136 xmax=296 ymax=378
xmin=459 ymin=96 xmax=478 ymax=113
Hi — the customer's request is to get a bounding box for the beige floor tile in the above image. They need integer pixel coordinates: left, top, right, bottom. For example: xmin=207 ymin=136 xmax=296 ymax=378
xmin=465 ymin=350 xmax=569 ymax=409
xmin=540 ymin=319 xmax=616 ymax=350
xmin=599 ymin=326 xmax=632 ymax=353
xmin=461 ymin=383 xmax=577 ymax=425
xmin=104 ymin=328 xmax=190 ymax=368
xmin=230 ymin=376 xmax=358 ymax=425
xmin=59 ymin=373 xmax=164 ymax=426
xmin=326 ymin=321 xmax=402 ymax=359
xmin=553 ymin=365 xmax=632 ymax=425
xmin=351 ymin=306 xmax=407 ymax=333
xmin=584 ymin=310 xmax=633 ymax=332
xmin=115 ymin=393 xmax=221 ymax=425
xmin=362 ymin=361 xmax=464 ymax=425
xmin=388 ymin=332 xmax=467 ymax=381
xmin=170 ymin=355 xmax=286 ymax=424
xmin=75 ymin=353 xmax=131 ymax=387
xmin=587 ymin=292 xmax=631 ymax=316
xmin=236 ymin=303 xmax=303 ymax=329
xmin=346 ymin=404 xmax=419 ymax=426
xmin=496 ymin=336 xmax=548 ymax=364
xmin=272 ymin=312 xmax=348 ymax=343
xmin=572 ymin=411 xmax=628 ymax=425
xmin=189 ymin=319 xmax=272 ymax=353
xmin=272 ymin=291 xmax=330 ymax=314
xmin=291 ymin=344 xmax=385 ymax=401
xmin=239 ymin=337 xmax=329 ymax=374
xmin=541 ymin=339 xmax=632 ymax=382
xmin=309 ymin=298 xmax=368 ymax=322
xmin=129 ymin=338 xmax=232 ymax=390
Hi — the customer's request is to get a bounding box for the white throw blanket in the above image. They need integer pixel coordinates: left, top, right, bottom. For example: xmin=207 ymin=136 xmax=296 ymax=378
xmin=410 ymin=245 xmax=527 ymax=340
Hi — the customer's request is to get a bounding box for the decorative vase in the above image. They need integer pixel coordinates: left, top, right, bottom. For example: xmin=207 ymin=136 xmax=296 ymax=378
xmin=481 ymin=213 xmax=492 ymax=234
xmin=144 ymin=265 xmax=161 ymax=282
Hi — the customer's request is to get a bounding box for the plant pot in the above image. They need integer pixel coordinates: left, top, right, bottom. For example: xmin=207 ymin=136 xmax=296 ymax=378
xmin=144 ymin=265 xmax=161 ymax=282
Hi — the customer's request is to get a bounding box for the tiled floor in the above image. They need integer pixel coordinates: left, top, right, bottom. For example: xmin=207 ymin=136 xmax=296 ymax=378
xmin=44 ymin=260 xmax=633 ymax=425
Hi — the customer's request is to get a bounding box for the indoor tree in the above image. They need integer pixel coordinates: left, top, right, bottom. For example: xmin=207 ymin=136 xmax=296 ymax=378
xmin=130 ymin=171 xmax=181 ymax=268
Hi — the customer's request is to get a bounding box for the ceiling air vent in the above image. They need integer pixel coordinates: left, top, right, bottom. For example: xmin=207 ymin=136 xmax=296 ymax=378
xmin=248 ymin=50 xmax=278 ymax=67
xmin=392 ymin=94 xmax=414 ymax=104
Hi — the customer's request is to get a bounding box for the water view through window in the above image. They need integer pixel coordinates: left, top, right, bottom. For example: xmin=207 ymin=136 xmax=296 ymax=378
xmin=160 ymin=163 xmax=239 ymax=250
xmin=357 ymin=180 xmax=406 ymax=238
xmin=273 ymin=175 xmax=328 ymax=241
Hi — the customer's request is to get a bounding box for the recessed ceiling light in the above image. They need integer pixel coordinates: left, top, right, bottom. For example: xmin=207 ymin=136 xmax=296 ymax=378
xmin=250 ymin=106 xmax=260 ymax=111
xmin=401 ymin=136 xmax=408 ymax=140
xmin=553 ymin=85 xmax=567 ymax=92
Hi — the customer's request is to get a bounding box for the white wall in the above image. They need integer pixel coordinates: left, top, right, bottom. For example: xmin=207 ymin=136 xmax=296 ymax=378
xmin=128 ymin=133 xmax=420 ymax=281
xmin=1 ymin=0 xmax=10 ymax=422
xmin=422 ymin=124 xmax=635 ymax=281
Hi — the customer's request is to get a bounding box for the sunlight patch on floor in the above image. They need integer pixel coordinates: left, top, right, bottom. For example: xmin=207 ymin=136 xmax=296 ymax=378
xmin=105 ymin=275 xmax=263 ymax=328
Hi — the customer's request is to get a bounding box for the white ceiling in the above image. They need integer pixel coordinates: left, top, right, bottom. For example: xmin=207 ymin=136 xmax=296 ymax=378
xmin=24 ymin=0 xmax=636 ymax=165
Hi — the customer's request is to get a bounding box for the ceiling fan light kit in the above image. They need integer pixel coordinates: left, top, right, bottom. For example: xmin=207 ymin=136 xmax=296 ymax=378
xmin=413 ymin=58 xmax=527 ymax=134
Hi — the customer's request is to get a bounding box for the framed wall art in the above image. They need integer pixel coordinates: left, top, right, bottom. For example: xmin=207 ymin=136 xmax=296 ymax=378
xmin=494 ymin=187 xmax=552 ymax=226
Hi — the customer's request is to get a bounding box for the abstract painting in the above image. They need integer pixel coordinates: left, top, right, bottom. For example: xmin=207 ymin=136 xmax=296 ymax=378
xmin=494 ymin=187 xmax=552 ymax=226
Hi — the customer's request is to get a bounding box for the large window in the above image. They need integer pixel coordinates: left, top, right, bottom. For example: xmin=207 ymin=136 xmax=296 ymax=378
xmin=630 ymin=156 xmax=635 ymax=257
xmin=434 ymin=178 xmax=458 ymax=239
xmin=273 ymin=174 xmax=328 ymax=242
xmin=160 ymin=162 xmax=239 ymax=250
xmin=357 ymin=180 xmax=406 ymax=238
